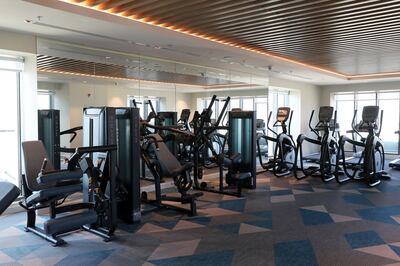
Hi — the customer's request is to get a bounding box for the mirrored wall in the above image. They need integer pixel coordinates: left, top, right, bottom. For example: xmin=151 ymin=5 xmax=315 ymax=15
xmin=36 ymin=38 xmax=270 ymax=149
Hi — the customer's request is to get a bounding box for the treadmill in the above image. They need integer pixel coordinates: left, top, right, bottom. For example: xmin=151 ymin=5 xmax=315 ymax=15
xmin=389 ymin=130 xmax=400 ymax=169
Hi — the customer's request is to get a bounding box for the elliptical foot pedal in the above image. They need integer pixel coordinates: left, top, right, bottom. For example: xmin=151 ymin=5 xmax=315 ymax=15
xmin=368 ymin=178 xmax=381 ymax=187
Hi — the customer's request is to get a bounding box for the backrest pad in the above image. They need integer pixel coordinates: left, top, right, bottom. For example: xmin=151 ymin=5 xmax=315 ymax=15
xmin=148 ymin=134 xmax=182 ymax=177
xmin=22 ymin=141 xmax=55 ymax=192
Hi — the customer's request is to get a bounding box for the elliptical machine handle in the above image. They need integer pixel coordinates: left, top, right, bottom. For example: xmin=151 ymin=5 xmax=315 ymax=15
xmin=309 ymin=110 xmax=319 ymax=137
xmin=332 ymin=110 xmax=337 ymax=137
xmin=377 ymin=109 xmax=384 ymax=137
xmin=267 ymin=111 xmax=277 ymax=135
xmin=288 ymin=110 xmax=293 ymax=136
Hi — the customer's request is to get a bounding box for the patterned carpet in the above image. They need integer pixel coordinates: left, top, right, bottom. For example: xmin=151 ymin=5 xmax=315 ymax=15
xmin=1 ymin=168 xmax=400 ymax=266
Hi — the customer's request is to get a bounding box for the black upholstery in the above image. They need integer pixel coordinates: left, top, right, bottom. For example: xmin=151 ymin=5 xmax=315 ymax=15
xmin=148 ymin=134 xmax=192 ymax=178
xmin=37 ymin=169 xmax=83 ymax=184
xmin=22 ymin=141 xmax=82 ymax=203
xmin=25 ymin=184 xmax=82 ymax=207
xmin=44 ymin=210 xmax=97 ymax=235
xmin=0 ymin=182 xmax=20 ymax=215
xmin=21 ymin=140 xmax=95 ymax=245
xmin=22 ymin=141 xmax=55 ymax=191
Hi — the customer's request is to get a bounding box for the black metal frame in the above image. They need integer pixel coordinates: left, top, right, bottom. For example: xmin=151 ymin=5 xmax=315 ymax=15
xmin=335 ymin=108 xmax=391 ymax=186
xmin=82 ymin=107 xmax=119 ymax=240
xmin=294 ymin=108 xmax=339 ymax=182
xmin=257 ymin=108 xmax=296 ymax=177
xmin=140 ymin=134 xmax=201 ymax=216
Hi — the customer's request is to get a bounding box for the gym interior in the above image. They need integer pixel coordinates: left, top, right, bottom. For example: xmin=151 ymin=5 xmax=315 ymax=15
xmin=1 ymin=1 xmax=400 ymax=265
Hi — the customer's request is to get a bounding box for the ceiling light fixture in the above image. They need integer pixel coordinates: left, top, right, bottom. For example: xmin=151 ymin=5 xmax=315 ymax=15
xmin=57 ymin=0 xmax=347 ymax=79
xmin=37 ymin=68 xmax=234 ymax=88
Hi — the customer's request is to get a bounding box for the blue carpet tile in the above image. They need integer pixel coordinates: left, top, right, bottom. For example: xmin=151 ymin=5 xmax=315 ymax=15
xmin=274 ymin=240 xmax=318 ymax=266
xmin=1 ymin=170 xmax=400 ymax=265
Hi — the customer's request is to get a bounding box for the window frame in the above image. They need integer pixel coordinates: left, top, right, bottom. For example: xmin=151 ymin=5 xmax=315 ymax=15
xmin=127 ymin=95 xmax=161 ymax=119
xmin=37 ymin=90 xmax=54 ymax=109
xmin=333 ymin=90 xmax=400 ymax=155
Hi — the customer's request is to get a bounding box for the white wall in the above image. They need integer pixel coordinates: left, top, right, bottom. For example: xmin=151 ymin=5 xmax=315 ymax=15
xmin=0 ymin=30 xmax=38 ymax=142
xmin=0 ymin=30 xmax=37 ymax=184
xmin=0 ymin=29 xmax=37 ymax=54
xmin=20 ymin=54 xmax=38 ymax=141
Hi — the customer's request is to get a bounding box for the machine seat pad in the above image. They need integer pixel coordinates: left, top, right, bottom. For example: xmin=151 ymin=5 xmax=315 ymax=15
xmin=232 ymin=172 xmax=252 ymax=180
xmin=37 ymin=169 xmax=83 ymax=184
xmin=181 ymin=192 xmax=203 ymax=202
xmin=0 ymin=182 xmax=20 ymax=215
xmin=170 ymin=162 xmax=194 ymax=177
xmin=26 ymin=184 xmax=82 ymax=206
xmin=44 ymin=209 xmax=97 ymax=235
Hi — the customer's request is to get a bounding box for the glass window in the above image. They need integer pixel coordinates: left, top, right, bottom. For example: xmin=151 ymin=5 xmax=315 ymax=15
xmin=0 ymin=70 xmax=19 ymax=185
xmin=379 ymin=91 xmax=400 ymax=153
xmin=242 ymin=98 xmax=254 ymax=111
xmin=356 ymin=92 xmax=376 ymax=121
xmin=335 ymin=93 xmax=354 ymax=101
xmin=37 ymin=91 xmax=52 ymax=109
xmin=333 ymin=90 xmax=400 ymax=154
xmin=128 ymin=96 xmax=160 ymax=121
xmin=336 ymin=99 xmax=354 ymax=134
xmin=230 ymin=98 xmax=240 ymax=110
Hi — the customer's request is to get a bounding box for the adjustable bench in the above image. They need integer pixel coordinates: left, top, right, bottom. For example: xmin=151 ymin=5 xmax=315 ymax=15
xmin=0 ymin=182 xmax=20 ymax=215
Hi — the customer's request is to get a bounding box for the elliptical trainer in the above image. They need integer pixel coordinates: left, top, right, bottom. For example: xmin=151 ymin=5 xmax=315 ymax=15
xmin=294 ymin=106 xmax=339 ymax=182
xmin=258 ymin=107 xmax=296 ymax=177
xmin=335 ymin=106 xmax=390 ymax=186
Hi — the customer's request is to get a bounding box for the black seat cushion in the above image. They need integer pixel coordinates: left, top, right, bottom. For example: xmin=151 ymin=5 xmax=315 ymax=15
xmin=37 ymin=169 xmax=83 ymax=184
xmin=0 ymin=182 xmax=20 ymax=215
xmin=26 ymin=184 xmax=82 ymax=207
xmin=44 ymin=209 xmax=97 ymax=235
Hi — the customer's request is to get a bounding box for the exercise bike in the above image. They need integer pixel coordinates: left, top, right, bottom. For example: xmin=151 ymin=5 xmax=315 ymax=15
xmin=335 ymin=106 xmax=391 ymax=186
xmin=294 ymin=106 xmax=339 ymax=182
xmin=258 ymin=107 xmax=296 ymax=177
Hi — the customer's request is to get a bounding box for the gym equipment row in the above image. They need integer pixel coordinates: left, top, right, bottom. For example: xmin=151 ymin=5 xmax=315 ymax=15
xmin=4 ymin=101 xmax=398 ymax=246
xmin=257 ymin=105 xmax=394 ymax=187
xmin=23 ymin=95 xmax=257 ymax=245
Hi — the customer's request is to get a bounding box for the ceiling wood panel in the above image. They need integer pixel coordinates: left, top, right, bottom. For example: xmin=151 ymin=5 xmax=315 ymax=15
xmin=36 ymin=55 xmax=249 ymax=86
xmin=63 ymin=0 xmax=400 ymax=75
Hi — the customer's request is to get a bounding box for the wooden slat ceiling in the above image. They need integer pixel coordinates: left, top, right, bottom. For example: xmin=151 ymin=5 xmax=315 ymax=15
xmin=37 ymin=54 xmax=250 ymax=87
xmin=65 ymin=0 xmax=400 ymax=77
